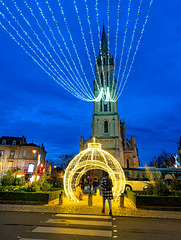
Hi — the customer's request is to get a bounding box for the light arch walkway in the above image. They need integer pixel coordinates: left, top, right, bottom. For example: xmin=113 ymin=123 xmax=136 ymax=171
xmin=64 ymin=139 xmax=125 ymax=202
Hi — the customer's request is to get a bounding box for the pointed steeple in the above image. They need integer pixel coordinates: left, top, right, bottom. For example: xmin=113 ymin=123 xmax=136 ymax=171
xmin=101 ymin=25 xmax=109 ymax=55
xmin=97 ymin=25 xmax=113 ymax=66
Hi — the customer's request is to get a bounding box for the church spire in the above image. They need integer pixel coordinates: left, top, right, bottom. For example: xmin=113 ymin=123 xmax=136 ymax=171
xmin=101 ymin=25 xmax=109 ymax=55
xmin=97 ymin=25 xmax=113 ymax=66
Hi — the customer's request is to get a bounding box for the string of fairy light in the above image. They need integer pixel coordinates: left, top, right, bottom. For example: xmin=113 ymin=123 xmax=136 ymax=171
xmin=84 ymin=0 xmax=101 ymax=92
xmin=0 ymin=0 xmax=154 ymax=102
xmin=57 ymin=0 xmax=94 ymax=99
xmin=112 ymin=0 xmax=143 ymax=100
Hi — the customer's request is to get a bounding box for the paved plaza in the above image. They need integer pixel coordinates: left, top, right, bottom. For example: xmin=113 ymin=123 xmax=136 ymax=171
xmin=0 ymin=194 xmax=181 ymax=220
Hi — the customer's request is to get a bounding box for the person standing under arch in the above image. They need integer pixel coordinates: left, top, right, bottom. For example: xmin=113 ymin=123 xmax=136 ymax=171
xmin=101 ymin=172 xmax=113 ymax=216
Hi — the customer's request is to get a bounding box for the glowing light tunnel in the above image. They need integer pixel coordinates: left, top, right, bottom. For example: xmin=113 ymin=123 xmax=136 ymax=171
xmin=64 ymin=138 xmax=126 ymax=202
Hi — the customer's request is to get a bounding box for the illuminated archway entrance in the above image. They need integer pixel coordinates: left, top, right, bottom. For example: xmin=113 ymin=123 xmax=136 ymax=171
xmin=64 ymin=139 xmax=126 ymax=202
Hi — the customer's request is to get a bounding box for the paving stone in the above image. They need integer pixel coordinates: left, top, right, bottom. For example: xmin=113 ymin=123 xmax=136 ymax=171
xmin=0 ymin=195 xmax=181 ymax=219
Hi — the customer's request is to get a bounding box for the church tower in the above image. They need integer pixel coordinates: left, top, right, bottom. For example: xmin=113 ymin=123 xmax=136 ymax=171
xmin=79 ymin=26 xmax=140 ymax=169
xmin=92 ymin=26 xmax=124 ymax=165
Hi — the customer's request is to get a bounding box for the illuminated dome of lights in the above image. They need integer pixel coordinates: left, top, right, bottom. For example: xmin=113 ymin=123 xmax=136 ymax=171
xmin=64 ymin=138 xmax=126 ymax=202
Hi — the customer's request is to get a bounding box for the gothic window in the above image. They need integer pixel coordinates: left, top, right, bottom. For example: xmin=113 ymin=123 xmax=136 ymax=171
xmin=103 ymin=57 xmax=105 ymax=65
xmin=2 ymin=140 xmax=6 ymax=145
xmin=101 ymin=72 xmax=103 ymax=86
xmin=104 ymin=121 xmax=108 ymax=133
xmin=12 ymin=140 xmax=16 ymax=145
xmin=100 ymin=99 xmax=102 ymax=112
xmin=109 ymin=102 xmax=111 ymax=112
xmin=104 ymin=103 xmax=107 ymax=112
xmin=127 ymin=159 xmax=130 ymax=168
xmin=107 ymin=72 xmax=109 ymax=87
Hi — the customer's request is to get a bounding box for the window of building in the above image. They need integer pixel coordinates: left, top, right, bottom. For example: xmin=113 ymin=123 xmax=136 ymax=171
xmin=8 ymin=161 xmax=13 ymax=169
xmin=100 ymin=99 xmax=102 ymax=112
xmin=0 ymin=150 xmax=4 ymax=157
xmin=103 ymin=57 xmax=105 ymax=65
xmin=21 ymin=161 xmax=25 ymax=171
xmin=10 ymin=151 xmax=15 ymax=158
xmin=101 ymin=72 xmax=103 ymax=86
xmin=109 ymin=102 xmax=111 ymax=112
xmin=2 ymin=140 xmax=6 ymax=145
xmin=23 ymin=150 xmax=27 ymax=158
xmin=33 ymin=151 xmax=37 ymax=158
xmin=104 ymin=121 xmax=108 ymax=133
xmin=107 ymin=72 xmax=109 ymax=87
xmin=127 ymin=159 xmax=130 ymax=168
xmin=104 ymin=103 xmax=108 ymax=112
xmin=27 ymin=163 xmax=35 ymax=173
xmin=12 ymin=140 xmax=16 ymax=145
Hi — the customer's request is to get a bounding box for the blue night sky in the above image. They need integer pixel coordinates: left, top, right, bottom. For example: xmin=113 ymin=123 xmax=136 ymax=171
xmin=0 ymin=0 xmax=181 ymax=166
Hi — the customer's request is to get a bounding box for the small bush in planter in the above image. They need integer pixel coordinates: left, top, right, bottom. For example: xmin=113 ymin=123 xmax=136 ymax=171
xmin=145 ymin=184 xmax=154 ymax=195
xmin=27 ymin=182 xmax=40 ymax=192
xmin=41 ymin=181 xmax=51 ymax=192
xmin=171 ymin=179 xmax=181 ymax=191
xmin=145 ymin=180 xmax=169 ymax=196
xmin=153 ymin=179 xmax=169 ymax=196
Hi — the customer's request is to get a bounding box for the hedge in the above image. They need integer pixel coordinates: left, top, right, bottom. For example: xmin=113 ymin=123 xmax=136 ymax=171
xmin=0 ymin=190 xmax=62 ymax=204
xmin=127 ymin=191 xmax=181 ymax=208
xmin=136 ymin=195 xmax=181 ymax=208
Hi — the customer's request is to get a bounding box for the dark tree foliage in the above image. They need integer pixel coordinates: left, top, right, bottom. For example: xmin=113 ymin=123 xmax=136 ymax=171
xmin=48 ymin=154 xmax=75 ymax=169
xmin=149 ymin=150 xmax=175 ymax=168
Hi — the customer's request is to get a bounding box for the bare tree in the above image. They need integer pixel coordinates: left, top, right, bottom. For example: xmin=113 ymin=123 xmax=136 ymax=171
xmin=149 ymin=150 xmax=175 ymax=168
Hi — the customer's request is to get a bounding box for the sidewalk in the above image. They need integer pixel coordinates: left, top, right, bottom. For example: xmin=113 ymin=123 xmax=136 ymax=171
xmin=0 ymin=195 xmax=181 ymax=220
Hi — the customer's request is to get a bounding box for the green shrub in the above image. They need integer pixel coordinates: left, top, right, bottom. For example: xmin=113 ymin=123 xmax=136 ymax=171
xmin=1 ymin=171 xmax=14 ymax=186
xmin=171 ymin=179 xmax=181 ymax=191
xmin=41 ymin=181 xmax=51 ymax=192
xmin=153 ymin=179 xmax=169 ymax=196
xmin=0 ymin=190 xmax=62 ymax=203
xmin=144 ymin=180 xmax=169 ymax=196
xmin=28 ymin=183 xmax=41 ymax=192
xmin=145 ymin=184 xmax=154 ymax=195
xmin=47 ymin=176 xmax=63 ymax=188
xmin=48 ymin=190 xmax=62 ymax=201
xmin=0 ymin=192 xmax=49 ymax=202
xmin=50 ymin=188 xmax=63 ymax=191
xmin=174 ymin=191 xmax=181 ymax=197
xmin=14 ymin=176 xmax=26 ymax=186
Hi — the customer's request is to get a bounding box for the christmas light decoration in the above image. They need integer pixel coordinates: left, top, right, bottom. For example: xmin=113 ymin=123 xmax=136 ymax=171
xmin=64 ymin=138 xmax=126 ymax=202
xmin=112 ymin=0 xmax=143 ymax=100
xmin=95 ymin=0 xmax=106 ymax=87
xmin=114 ymin=0 xmax=121 ymax=73
xmin=57 ymin=0 xmax=94 ymax=99
xmin=84 ymin=0 xmax=101 ymax=91
xmin=0 ymin=0 xmax=154 ymax=102
xmin=116 ymin=0 xmax=132 ymax=86
xmin=117 ymin=0 xmax=154 ymax=99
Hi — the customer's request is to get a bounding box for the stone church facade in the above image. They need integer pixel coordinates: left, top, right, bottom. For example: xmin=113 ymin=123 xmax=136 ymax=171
xmin=79 ymin=26 xmax=139 ymax=169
